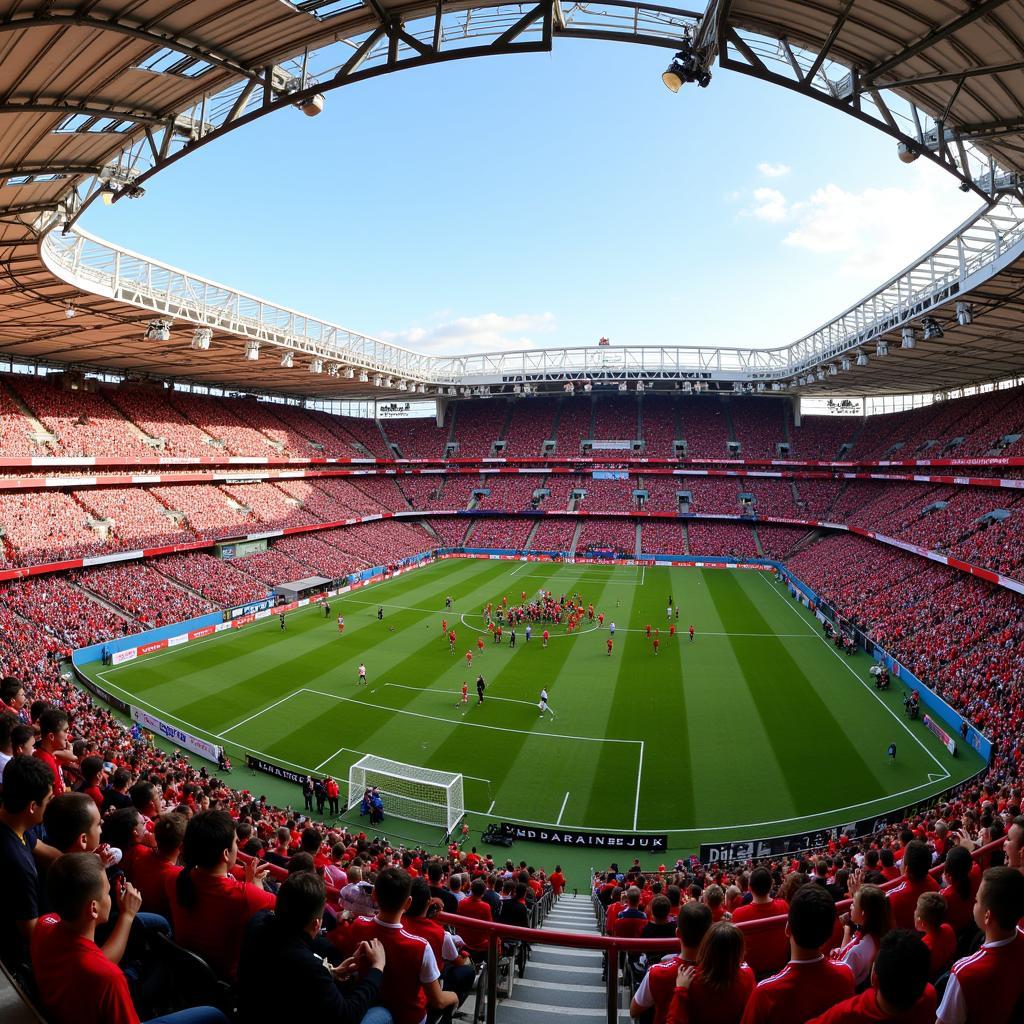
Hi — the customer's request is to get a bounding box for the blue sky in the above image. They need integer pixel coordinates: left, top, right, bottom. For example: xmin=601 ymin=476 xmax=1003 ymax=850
xmin=84 ymin=40 xmax=979 ymax=356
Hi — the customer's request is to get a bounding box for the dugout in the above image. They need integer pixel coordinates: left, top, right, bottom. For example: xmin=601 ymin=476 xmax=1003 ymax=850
xmin=274 ymin=576 xmax=334 ymax=602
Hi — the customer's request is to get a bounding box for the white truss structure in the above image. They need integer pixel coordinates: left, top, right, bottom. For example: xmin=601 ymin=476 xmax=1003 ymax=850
xmin=42 ymin=191 xmax=1024 ymax=390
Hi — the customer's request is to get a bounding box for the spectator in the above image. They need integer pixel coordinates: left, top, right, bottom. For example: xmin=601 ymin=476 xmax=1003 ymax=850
xmin=77 ymin=755 xmax=106 ymax=810
xmin=936 ymin=867 xmax=1024 ymax=1024
xmin=324 ymin=841 xmax=349 ymax=890
xmin=914 ymin=892 xmax=956 ymax=981
xmin=730 ymin=867 xmax=789 ymax=979
xmin=128 ymin=813 xmax=186 ymax=920
xmin=31 ymin=852 xmax=226 ymax=1024
xmin=34 ymin=705 xmax=71 ymax=796
xmin=888 ymin=841 xmax=939 ymax=931
xmin=238 ymin=871 xmax=389 ymax=1023
xmin=630 ymin=901 xmax=713 ymax=1023
xmin=739 ymin=884 xmax=854 ymax=1024
xmin=0 ymin=755 xmax=54 ymax=974
xmin=643 ymin=894 xmax=678 ymax=940
xmin=402 ymin=878 xmax=474 ymax=1010
xmin=549 ymin=864 xmax=565 ymax=897
xmin=498 ymin=881 xmax=531 ymax=929
xmin=166 ymin=809 xmax=275 ymax=980
xmin=807 ymin=930 xmax=936 ymax=1024
xmin=340 ymin=864 xmax=378 ymax=918
xmin=456 ymin=877 xmax=494 ymax=962
xmin=335 ymin=866 xmax=458 ymax=1024
xmin=940 ymin=845 xmax=980 ymax=935
xmin=103 ymin=768 xmax=134 ymax=813
xmin=833 ymin=884 xmax=891 ymax=988
xmin=666 ymin=921 xmax=755 ymax=1024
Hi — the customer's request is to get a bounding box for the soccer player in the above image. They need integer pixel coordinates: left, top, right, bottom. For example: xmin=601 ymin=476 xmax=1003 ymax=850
xmin=456 ymin=682 xmax=469 ymax=710
xmin=645 ymin=624 xmax=652 ymax=639
xmin=525 ymin=624 xmax=532 ymax=643
xmin=476 ymin=636 xmax=485 ymax=655
xmin=598 ymin=612 xmax=605 ymax=628
xmin=337 ymin=615 xmax=345 ymax=635
xmin=652 ymin=635 xmax=660 ymax=656
xmin=323 ymin=601 xmax=330 ymax=618
xmin=666 ymin=605 xmax=672 ymax=621
xmin=357 ymin=663 xmax=367 ymax=686
xmin=476 ymin=675 xmax=486 ymax=704
xmin=538 ymin=689 xmax=551 ymax=717
xmin=688 ymin=624 xmax=694 ymax=642
xmin=887 ymin=742 xmax=897 ymax=764
xmin=542 ymin=629 xmax=549 ymax=648
xmin=509 ymin=628 xmax=516 ymax=649
xmin=675 ymin=605 xmax=680 ymax=620
xmin=465 ymin=650 xmax=473 ymax=669
xmin=448 ymin=629 xmax=456 ymax=654
xmin=610 ymin=621 xmax=616 ymax=637
xmin=279 ymin=613 xmax=286 ymax=630
xmin=669 ymin=624 xmax=676 ymax=638
xmin=607 ymin=637 xmax=614 ymax=657
xmin=441 ymin=618 xmax=447 ymax=634
xmin=377 ymin=606 xmax=383 ymax=620
xmin=446 ymin=595 xmax=452 ymax=609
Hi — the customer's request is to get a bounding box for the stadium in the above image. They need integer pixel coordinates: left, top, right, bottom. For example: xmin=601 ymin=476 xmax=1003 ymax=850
xmin=1 ymin=1 xmax=1023 ymax=1023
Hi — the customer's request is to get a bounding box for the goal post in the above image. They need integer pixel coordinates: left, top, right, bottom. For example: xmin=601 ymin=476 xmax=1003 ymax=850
xmin=347 ymin=754 xmax=464 ymax=834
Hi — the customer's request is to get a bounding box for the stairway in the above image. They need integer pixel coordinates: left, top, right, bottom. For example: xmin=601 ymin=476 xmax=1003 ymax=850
xmin=498 ymin=893 xmax=610 ymax=1021
xmin=570 ymin=520 xmax=583 ymax=557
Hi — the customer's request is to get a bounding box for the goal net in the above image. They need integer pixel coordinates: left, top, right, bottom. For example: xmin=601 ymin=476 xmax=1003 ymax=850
xmin=347 ymin=754 xmax=464 ymax=833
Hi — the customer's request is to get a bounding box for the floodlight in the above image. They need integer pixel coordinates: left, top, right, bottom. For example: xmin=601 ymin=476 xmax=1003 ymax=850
xmin=901 ymin=327 xmax=916 ymax=350
xmin=636 ymin=381 xmax=645 ymax=392
xmin=244 ymin=339 xmax=260 ymax=361
xmin=64 ymin=304 xmax=76 ymax=319
xmin=327 ymin=363 xmax=340 ymax=377
xmin=955 ymin=302 xmax=972 ymax=326
xmin=897 ymin=142 xmax=920 ymax=164
xmin=418 ymin=384 xmax=427 ymax=394
xmin=397 ymin=380 xmax=407 ymax=391
xmin=383 ymin=377 xmax=393 ymax=388
xmin=564 ymin=382 xmax=575 ymax=393
xmin=876 ymin=340 xmax=888 ymax=357
xmin=680 ymin=382 xmax=692 ymax=394
xmin=298 ymin=93 xmax=325 ymax=117
xmin=344 ymin=367 xmax=356 ymax=379
xmin=855 ymin=351 xmax=869 ymax=366
xmin=191 ymin=328 xmax=212 ymax=350
xmin=447 ymin=386 xmax=456 ymax=395
xmin=279 ymin=351 xmax=294 ymax=368
xmin=373 ymin=375 xmax=383 ymax=387
xmin=618 ymin=381 xmax=627 ymax=391
xmin=358 ymin=371 xmax=369 ymax=382
xmin=840 ymin=356 xmax=851 ymax=372
xmin=662 ymin=42 xmax=711 ymax=92
xmin=922 ymin=317 xmax=944 ymax=340
xmin=815 ymin=369 xmax=826 ymax=382
xmin=144 ymin=320 xmax=171 ymax=342
xmin=309 ymin=358 xmax=323 ymax=373
xmin=756 ymin=382 xmax=765 ymax=392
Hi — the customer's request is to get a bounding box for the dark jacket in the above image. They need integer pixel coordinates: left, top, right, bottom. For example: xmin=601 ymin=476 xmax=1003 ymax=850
xmin=498 ymin=898 xmax=531 ymax=930
xmin=239 ymin=911 xmax=383 ymax=1023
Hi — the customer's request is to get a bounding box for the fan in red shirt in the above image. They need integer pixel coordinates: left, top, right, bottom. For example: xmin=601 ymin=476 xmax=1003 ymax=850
xmin=940 ymin=846 xmax=981 ymax=935
xmin=34 ymin=706 xmax=71 ymax=796
xmin=936 ymin=867 xmax=1024 ymax=1024
xmin=665 ymin=922 xmax=755 ymax=1024
xmin=807 ymin=929 xmax=936 ymax=1024
xmin=914 ymin=892 xmax=956 ymax=980
xmin=32 ymin=853 xmax=225 ymax=1024
xmin=165 ymin=810 xmax=275 ymax=981
xmin=630 ymin=902 xmax=713 ymax=1024
xmin=127 ymin=813 xmax=185 ymax=920
xmin=730 ymin=867 xmax=790 ymax=979
xmin=456 ymin=878 xmax=494 ymax=962
xmin=549 ymin=866 xmax=566 ymax=897
xmin=740 ymin=884 xmax=854 ymax=1024
xmin=335 ymin=867 xmax=458 ymax=1024
xmin=887 ymin=841 xmax=939 ymax=931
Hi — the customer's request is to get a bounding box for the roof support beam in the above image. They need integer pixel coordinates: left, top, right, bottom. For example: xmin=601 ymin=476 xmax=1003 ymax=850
xmin=803 ymin=0 xmax=854 ymax=84
xmin=0 ymin=101 xmax=166 ymax=125
xmin=883 ymin=59 xmax=1024 ymax=89
xmin=863 ymin=0 xmax=1015 ymax=85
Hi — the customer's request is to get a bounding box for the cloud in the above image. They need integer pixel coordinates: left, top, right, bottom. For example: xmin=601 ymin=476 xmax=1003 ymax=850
xmin=757 ymin=161 xmax=791 ymax=178
xmin=780 ymin=162 xmax=978 ymax=277
xmin=748 ymin=187 xmax=789 ymax=223
xmin=379 ymin=312 xmax=557 ymax=354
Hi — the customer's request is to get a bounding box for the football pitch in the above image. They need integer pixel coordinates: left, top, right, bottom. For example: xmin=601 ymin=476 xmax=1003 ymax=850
xmin=83 ymin=559 xmax=981 ymax=853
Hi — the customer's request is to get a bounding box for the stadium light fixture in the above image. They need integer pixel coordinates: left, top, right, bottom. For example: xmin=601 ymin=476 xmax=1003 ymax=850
xmin=298 ymin=93 xmax=325 ymax=117
xmin=855 ymin=351 xmax=869 ymax=366
xmin=922 ymin=317 xmax=944 ymax=340
xmin=244 ymin=339 xmax=260 ymax=361
xmin=144 ymin=319 xmax=171 ymax=342
xmin=901 ymin=327 xmax=916 ymax=350
xmin=326 ymin=363 xmax=340 ymax=377
xmin=279 ymin=351 xmax=294 ymax=368
xmin=447 ymin=386 xmax=456 ymax=395
xmin=815 ymin=369 xmax=826 ymax=382
xmin=828 ymin=363 xmax=838 ymax=376
xmin=636 ymin=381 xmax=645 ymax=392
xmin=358 ymin=371 xmax=369 ymax=382
xmin=64 ymin=303 xmax=76 ymax=319
xmin=309 ymin=358 xmax=323 ymax=374
xmin=372 ymin=374 xmax=383 ymax=387
xmin=344 ymin=367 xmax=356 ymax=379
xmin=876 ymin=340 xmax=888 ymax=357
xmin=662 ymin=41 xmax=711 ymax=92
xmin=191 ymin=328 xmax=212 ymax=351
xmin=955 ymin=302 xmax=972 ymax=326
xmin=755 ymin=382 xmax=765 ymax=392
xmin=840 ymin=356 xmax=852 ymax=372
xmin=618 ymin=381 xmax=628 ymax=391
xmin=897 ymin=142 xmax=920 ymax=164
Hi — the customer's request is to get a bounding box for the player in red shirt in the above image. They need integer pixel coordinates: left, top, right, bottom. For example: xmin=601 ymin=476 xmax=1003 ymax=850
xmin=456 ymin=682 xmax=468 ymax=710
xmin=542 ymin=629 xmax=550 ymax=648
xmin=689 ymin=624 xmax=695 ymax=642
xmin=598 ymin=612 xmax=605 ymax=627
xmin=335 ymin=867 xmax=458 ymax=1024
xmin=646 ymin=624 xmax=652 ymax=638
xmin=607 ymin=637 xmax=614 ymax=656
xmin=653 ymin=635 xmax=660 ymax=656
xmin=730 ymin=867 xmax=790 ymax=979
xmin=631 ymin=902 xmax=712 ymax=1024
xmin=337 ymin=615 xmax=345 ymax=635
xmin=807 ymin=929 xmax=937 ymax=1024
xmin=740 ymin=885 xmax=854 ymax=1024
xmin=936 ymin=867 xmax=1024 ymax=1024
xmin=441 ymin=618 xmax=447 ymax=634
xmin=165 ymin=809 xmax=275 ymax=981
xmin=669 ymin=624 xmax=676 ymax=638
xmin=888 ymin=841 xmax=939 ymax=930
xmin=448 ymin=630 xmax=456 ymax=653
xmin=476 ymin=636 xmax=485 ymax=654
xmin=465 ymin=650 xmax=473 ymax=668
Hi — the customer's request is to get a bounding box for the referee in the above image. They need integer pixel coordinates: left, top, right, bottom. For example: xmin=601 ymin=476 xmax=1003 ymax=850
xmin=476 ymin=674 xmax=486 ymax=705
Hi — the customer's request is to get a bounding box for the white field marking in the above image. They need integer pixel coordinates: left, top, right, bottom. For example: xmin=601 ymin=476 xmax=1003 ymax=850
xmin=220 ymin=690 xmax=308 ymax=736
xmin=556 ymin=791 xmax=571 ymax=825
xmin=633 ymin=740 xmax=644 ymax=831
xmin=314 ymin=744 xmax=350 ymax=772
xmin=385 ymin=682 xmax=539 ymax=708
xmin=513 ymin=573 xmax=643 ymax=586
xmin=464 ymin=773 xmax=960 ymax=834
xmin=614 ymin=628 xmax=818 ymax=638
xmin=760 ymin=573 xmax=950 ymax=780
xmin=298 ymin=687 xmax=641 ymax=745
xmin=486 ymin=800 xmax=496 ymax=814
xmin=98 ymin=629 xmax=228 ymax=672
xmin=508 ymin=561 xmax=530 ymax=577
xmin=93 ymin=672 xmax=491 ymax=785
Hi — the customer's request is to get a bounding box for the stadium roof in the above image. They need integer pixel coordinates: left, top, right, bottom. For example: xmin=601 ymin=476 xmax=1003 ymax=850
xmin=1 ymin=0 xmax=1024 ymax=400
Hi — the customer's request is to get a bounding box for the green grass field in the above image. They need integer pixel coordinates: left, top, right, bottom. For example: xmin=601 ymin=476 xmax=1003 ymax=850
xmin=83 ymin=560 xmax=981 ymax=857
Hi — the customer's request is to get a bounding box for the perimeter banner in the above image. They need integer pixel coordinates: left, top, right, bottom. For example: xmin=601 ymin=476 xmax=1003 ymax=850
xmin=130 ymin=707 xmax=221 ymax=764
xmin=500 ymin=823 xmax=668 ymax=851
xmin=246 ymin=754 xmax=306 ymax=787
